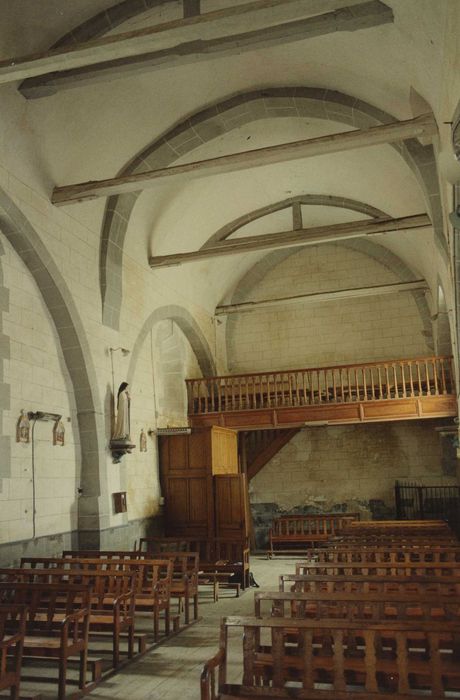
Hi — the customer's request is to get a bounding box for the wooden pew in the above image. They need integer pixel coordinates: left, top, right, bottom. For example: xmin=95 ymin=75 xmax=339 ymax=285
xmin=0 ymin=604 xmax=27 ymax=700
xmin=60 ymin=553 xmax=173 ymax=641
xmin=138 ymin=536 xmax=250 ymax=591
xmin=279 ymin=573 xmax=460 ymax=595
xmin=304 ymin=547 xmax=460 ymax=563
xmin=0 ymin=583 xmax=90 ymax=700
xmin=295 ymin=561 xmax=460 ymax=577
xmin=330 ymin=536 xmax=459 ymax=548
xmin=268 ymin=513 xmax=359 ymax=557
xmin=201 ymin=617 xmax=460 ymax=699
xmin=4 ymin=566 xmax=136 ymax=668
xmin=342 ymin=519 xmax=451 ymax=535
xmin=254 ymin=590 xmax=460 ymax=622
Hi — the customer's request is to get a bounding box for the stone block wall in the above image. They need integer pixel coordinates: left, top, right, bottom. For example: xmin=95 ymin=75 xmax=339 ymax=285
xmin=250 ymin=420 xmax=457 ymax=549
xmin=0 ymin=236 xmax=80 ymax=545
xmin=228 ymin=243 xmax=430 ymax=373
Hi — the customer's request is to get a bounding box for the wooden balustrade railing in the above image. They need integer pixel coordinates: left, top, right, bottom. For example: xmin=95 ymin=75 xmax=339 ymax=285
xmin=186 ymin=355 xmax=454 ymax=416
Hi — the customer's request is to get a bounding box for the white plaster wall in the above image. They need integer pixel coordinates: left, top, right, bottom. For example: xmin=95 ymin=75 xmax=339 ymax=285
xmin=228 ymin=244 xmax=430 ymax=373
xmin=0 ymin=237 xmax=80 ymax=544
xmin=153 ymin=320 xmax=202 ymax=426
xmin=250 ymin=422 xmax=457 ymax=516
xmin=126 ymin=330 xmax=160 ymax=522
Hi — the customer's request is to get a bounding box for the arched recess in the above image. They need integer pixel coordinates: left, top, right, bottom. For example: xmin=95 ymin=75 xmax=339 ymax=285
xmin=0 ymin=187 xmax=108 ymax=546
xmin=127 ymin=304 xmax=216 ymax=385
xmin=99 ymin=87 xmax=445 ymax=330
xmin=221 ymin=199 xmax=434 ymax=365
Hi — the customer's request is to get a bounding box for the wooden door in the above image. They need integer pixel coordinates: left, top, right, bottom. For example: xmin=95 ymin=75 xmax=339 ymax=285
xmin=159 ymin=432 xmax=214 ymax=538
xmin=214 ymin=474 xmax=249 ymax=539
xmin=165 ymin=475 xmax=211 ymax=536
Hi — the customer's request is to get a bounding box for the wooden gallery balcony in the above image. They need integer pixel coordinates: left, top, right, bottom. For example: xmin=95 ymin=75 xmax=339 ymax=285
xmin=186 ymin=356 xmax=457 ymax=430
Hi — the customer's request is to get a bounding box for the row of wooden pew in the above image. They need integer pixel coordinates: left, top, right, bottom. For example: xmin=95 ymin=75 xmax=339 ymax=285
xmin=201 ymin=519 xmax=460 ymax=700
xmin=0 ymin=547 xmax=195 ymax=697
xmin=0 ymin=535 xmax=249 ymax=698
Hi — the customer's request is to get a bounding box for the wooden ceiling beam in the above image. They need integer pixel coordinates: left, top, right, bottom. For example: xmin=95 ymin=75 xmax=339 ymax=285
xmin=0 ymin=1 xmax=392 ymax=94
xmin=52 ymin=114 xmax=437 ymax=206
xmin=149 ymin=213 xmax=432 ymax=268
xmin=216 ymin=280 xmax=429 ymax=315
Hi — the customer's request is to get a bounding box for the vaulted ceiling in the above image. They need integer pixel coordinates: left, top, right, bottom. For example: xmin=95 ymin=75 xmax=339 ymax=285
xmin=1 ymin=0 xmax=460 ymax=324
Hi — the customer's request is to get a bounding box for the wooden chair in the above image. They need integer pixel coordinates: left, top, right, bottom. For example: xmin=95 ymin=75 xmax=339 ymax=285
xmin=0 ymin=604 xmax=27 ymax=700
xmin=4 ymin=565 xmax=137 ymax=669
xmin=0 ymin=582 xmax=90 ymax=700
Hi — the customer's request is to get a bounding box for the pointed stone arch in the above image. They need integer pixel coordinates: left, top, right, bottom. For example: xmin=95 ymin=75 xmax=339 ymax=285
xmin=220 ymin=197 xmax=434 ymax=366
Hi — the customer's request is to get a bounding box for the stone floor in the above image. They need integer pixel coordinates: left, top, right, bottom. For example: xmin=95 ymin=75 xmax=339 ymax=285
xmin=14 ymin=555 xmax=294 ymax=700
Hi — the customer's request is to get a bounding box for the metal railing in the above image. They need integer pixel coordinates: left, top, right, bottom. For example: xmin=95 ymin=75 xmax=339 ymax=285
xmin=395 ymin=480 xmax=460 ymax=537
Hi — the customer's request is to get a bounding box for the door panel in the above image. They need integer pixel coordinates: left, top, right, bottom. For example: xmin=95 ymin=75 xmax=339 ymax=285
xmin=214 ymin=474 xmax=249 ymax=539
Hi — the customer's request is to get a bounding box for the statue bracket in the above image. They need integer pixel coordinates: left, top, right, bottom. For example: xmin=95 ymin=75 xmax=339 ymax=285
xmin=110 ymin=438 xmax=136 ymax=464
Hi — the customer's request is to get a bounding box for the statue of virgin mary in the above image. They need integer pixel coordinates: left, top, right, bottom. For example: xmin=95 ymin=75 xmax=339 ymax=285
xmin=112 ymin=382 xmax=131 ymax=441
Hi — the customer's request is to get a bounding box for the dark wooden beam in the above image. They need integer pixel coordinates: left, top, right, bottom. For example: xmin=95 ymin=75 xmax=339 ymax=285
xmin=215 ymin=280 xmax=429 ymax=315
xmin=16 ymin=1 xmax=394 ymax=98
xmin=149 ymin=214 xmax=431 ymax=267
xmin=51 ymin=114 xmax=436 ymax=206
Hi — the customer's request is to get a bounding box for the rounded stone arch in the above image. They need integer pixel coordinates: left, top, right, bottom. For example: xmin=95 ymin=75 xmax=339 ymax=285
xmin=99 ymin=87 xmax=444 ymax=330
xmin=0 ymin=186 xmax=108 ymax=546
xmin=221 ymin=199 xmax=434 ymax=366
xmin=127 ymin=304 xmax=216 ymax=385
xmin=203 ymin=194 xmax=387 ymax=249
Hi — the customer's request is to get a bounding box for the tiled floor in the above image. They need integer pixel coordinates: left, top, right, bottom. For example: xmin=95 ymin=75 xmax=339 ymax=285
xmin=15 ymin=555 xmax=292 ymax=700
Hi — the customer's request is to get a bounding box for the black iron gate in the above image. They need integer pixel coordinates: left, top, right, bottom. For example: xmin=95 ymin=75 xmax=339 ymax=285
xmin=395 ymin=481 xmax=460 ymax=536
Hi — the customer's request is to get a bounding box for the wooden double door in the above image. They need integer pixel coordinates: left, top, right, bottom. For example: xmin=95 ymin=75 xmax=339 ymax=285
xmin=159 ymin=427 xmax=249 ymax=540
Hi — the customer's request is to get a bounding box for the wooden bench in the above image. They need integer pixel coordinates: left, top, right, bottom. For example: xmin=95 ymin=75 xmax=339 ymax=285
xmin=332 ymin=534 xmax=459 ymax=545
xmin=342 ymin=519 xmax=451 ymax=535
xmin=295 ymin=561 xmax=460 ymax=577
xmin=304 ymin=547 xmax=460 ymax=564
xmin=268 ymin=514 xmax=360 ymax=556
xmin=254 ymin=590 xmax=460 ymax=622
xmin=0 ymin=582 xmax=90 ymax=700
xmin=0 ymin=604 xmax=27 ymax=700
xmin=7 ymin=565 xmax=137 ymax=668
xmin=279 ymin=573 xmax=460 ymax=595
xmin=60 ymin=553 xmax=173 ymax=641
xmin=201 ymin=616 xmax=460 ymax=699
xmin=138 ymin=536 xmax=250 ymax=591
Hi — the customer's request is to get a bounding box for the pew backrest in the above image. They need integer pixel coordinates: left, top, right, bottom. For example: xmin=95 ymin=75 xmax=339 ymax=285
xmin=201 ymin=616 xmax=460 ymax=700
xmin=295 ymin=561 xmax=460 ymax=577
xmin=254 ymin=590 xmax=460 ymax=621
xmin=279 ymin=573 xmax=460 ymax=595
